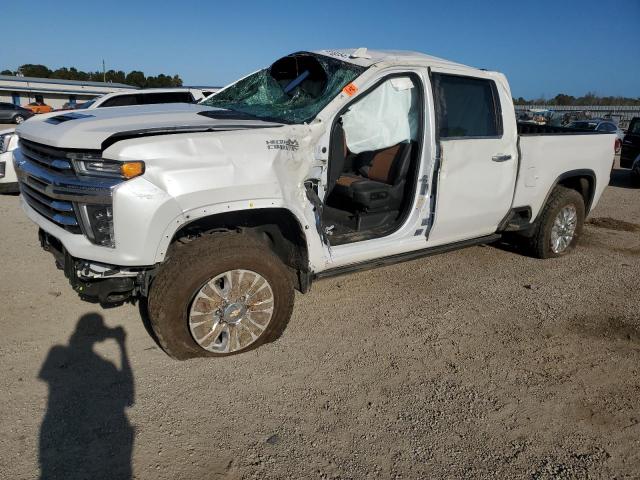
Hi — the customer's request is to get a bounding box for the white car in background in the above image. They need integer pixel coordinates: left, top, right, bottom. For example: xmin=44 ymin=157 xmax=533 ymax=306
xmin=73 ymin=87 xmax=212 ymax=109
xmin=0 ymin=88 xmax=218 ymax=193
xmin=0 ymin=129 xmax=19 ymax=193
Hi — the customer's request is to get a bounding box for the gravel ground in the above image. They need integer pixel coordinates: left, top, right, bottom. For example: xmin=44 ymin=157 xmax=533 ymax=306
xmin=0 ymin=162 xmax=638 ymax=479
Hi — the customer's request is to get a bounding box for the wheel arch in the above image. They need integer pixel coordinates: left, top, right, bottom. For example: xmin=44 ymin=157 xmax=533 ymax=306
xmin=167 ymin=207 xmax=311 ymax=293
xmin=537 ymin=169 xmax=596 ymax=222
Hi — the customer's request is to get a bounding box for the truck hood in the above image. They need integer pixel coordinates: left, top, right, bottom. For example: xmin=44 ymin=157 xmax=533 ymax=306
xmin=15 ymin=103 xmax=283 ymax=150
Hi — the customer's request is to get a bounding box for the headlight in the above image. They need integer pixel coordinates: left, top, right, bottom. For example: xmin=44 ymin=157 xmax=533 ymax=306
xmin=69 ymin=153 xmax=145 ymax=180
xmin=79 ymin=204 xmax=115 ymax=247
xmin=0 ymin=133 xmax=17 ymax=154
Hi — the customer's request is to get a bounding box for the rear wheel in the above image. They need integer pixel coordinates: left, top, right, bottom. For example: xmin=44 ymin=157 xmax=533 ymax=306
xmin=13 ymin=115 xmax=25 ymax=124
xmin=526 ymin=186 xmax=585 ymax=259
xmin=147 ymin=232 xmax=295 ymax=359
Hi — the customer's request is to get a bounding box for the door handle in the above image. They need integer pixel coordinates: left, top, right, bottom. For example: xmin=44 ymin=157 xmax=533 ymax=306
xmin=492 ymin=154 xmax=512 ymax=162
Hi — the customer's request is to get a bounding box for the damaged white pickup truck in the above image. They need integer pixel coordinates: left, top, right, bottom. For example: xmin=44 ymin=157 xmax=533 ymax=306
xmin=14 ymin=49 xmax=616 ymax=359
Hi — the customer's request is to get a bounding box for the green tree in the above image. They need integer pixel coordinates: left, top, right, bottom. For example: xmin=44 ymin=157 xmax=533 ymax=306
xmin=125 ymin=70 xmax=146 ymax=88
xmin=50 ymin=67 xmax=72 ymax=80
xmin=105 ymin=70 xmax=126 ymax=84
xmin=18 ymin=64 xmax=52 ymax=78
xmin=552 ymin=93 xmax=575 ymax=106
xmin=6 ymin=62 xmax=184 ymax=87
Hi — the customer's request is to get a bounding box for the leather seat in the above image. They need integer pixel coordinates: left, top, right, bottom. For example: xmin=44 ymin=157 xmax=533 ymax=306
xmin=333 ymin=142 xmax=413 ymax=212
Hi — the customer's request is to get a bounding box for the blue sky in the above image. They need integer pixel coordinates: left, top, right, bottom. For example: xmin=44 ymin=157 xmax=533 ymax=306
xmin=3 ymin=0 xmax=639 ymax=98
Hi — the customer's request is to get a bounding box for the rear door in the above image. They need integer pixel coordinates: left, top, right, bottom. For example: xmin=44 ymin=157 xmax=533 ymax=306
xmin=426 ymin=72 xmax=518 ymax=245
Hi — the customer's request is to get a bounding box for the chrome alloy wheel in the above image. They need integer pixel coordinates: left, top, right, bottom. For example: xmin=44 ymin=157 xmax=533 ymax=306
xmin=188 ymin=269 xmax=275 ymax=353
xmin=550 ymin=205 xmax=578 ymax=254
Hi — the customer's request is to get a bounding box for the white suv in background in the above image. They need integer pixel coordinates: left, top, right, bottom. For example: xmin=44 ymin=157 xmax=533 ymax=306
xmin=74 ymin=87 xmax=212 ymax=109
xmin=0 ymin=88 xmax=218 ymax=193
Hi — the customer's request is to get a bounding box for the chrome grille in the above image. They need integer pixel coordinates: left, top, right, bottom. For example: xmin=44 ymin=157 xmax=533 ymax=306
xmin=19 ymin=139 xmax=77 ymax=173
xmin=20 ymin=181 xmax=81 ymax=233
xmin=15 ymin=139 xmax=120 ymax=242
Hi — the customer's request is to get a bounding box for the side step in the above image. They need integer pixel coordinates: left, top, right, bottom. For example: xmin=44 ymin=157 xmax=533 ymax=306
xmin=314 ymin=234 xmax=502 ymax=280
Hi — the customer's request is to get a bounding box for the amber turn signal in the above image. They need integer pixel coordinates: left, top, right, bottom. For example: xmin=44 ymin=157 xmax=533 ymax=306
xmin=120 ymin=161 xmax=145 ymax=179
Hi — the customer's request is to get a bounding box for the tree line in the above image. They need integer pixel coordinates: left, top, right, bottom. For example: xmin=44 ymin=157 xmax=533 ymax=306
xmin=514 ymin=92 xmax=640 ymax=107
xmin=0 ymin=64 xmax=183 ymax=88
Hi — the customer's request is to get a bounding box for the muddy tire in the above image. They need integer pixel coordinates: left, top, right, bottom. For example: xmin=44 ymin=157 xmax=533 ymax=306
xmin=147 ymin=232 xmax=295 ymax=360
xmin=527 ymin=186 xmax=585 ymax=259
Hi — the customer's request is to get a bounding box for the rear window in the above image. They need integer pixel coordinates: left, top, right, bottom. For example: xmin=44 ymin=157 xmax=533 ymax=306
xmin=629 ymin=119 xmax=640 ymax=135
xmin=100 ymin=95 xmax=138 ymax=107
xmin=139 ymin=92 xmax=194 ymax=105
xmin=432 ymin=74 xmax=502 ymax=138
xmin=597 ymin=123 xmax=617 ymax=132
xmin=99 ymin=91 xmax=194 ymax=108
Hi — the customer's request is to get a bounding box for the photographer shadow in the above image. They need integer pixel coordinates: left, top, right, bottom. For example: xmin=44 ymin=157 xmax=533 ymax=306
xmin=38 ymin=313 xmax=134 ymax=480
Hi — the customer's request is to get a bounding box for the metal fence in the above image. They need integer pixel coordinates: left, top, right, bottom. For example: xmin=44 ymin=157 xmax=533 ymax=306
xmin=514 ymin=105 xmax=640 ymax=129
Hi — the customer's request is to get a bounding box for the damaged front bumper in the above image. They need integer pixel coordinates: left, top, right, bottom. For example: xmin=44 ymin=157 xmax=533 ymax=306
xmin=39 ymin=229 xmax=153 ymax=305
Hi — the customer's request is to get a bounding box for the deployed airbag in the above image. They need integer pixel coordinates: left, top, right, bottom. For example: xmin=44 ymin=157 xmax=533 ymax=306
xmin=342 ymin=77 xmax=419 ymax=154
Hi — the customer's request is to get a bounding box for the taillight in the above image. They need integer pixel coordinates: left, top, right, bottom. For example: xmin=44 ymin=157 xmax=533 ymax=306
xmin=615 ymin=138 xmax=621 ymax=153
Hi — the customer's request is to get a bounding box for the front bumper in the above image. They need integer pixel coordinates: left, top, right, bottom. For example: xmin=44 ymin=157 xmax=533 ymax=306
xmin=39 ymin=229 xmax=138 ymax=305
xmin=14 ymin=146 xmax=183 ymax=266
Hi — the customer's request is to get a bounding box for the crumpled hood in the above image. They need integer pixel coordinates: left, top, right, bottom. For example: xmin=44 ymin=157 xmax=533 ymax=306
xmin=15 ymin=103 xmax=283 ymax=150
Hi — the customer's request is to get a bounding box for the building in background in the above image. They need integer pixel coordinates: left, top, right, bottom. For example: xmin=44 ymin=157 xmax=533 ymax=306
xmin=0 ymin=75 xmax=136 ymax=109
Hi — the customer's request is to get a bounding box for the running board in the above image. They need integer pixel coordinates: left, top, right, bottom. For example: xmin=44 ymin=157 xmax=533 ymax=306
xmin=314 ymin=234 xmax=502 ymax=280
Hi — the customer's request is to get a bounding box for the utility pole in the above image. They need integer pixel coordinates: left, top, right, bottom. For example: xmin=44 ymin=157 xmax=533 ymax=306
xmin=102 ymin=59 xmax=106 ymax=83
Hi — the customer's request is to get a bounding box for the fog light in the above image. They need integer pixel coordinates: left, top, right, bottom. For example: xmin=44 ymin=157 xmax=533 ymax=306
xmin=83 ymin=205 xmax=115 ymax=247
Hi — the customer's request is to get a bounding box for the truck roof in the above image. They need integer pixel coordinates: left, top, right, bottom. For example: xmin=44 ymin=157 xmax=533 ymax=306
xmin=313 ymin=48 xmax=480 ymax=72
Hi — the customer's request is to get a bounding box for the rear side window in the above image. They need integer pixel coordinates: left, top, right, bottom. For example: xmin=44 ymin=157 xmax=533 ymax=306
xmin=630 ymin=119 xmax=640 ymax=135
xmin=100 ymin=95 xmax=138 ymax=107
xmin=597 ymin=123 xmax=616 ymax=132
xmin=139 ymin=92 xmax=194 ymax=105
xmin=432 ymin=74 xmax=502 ymax=138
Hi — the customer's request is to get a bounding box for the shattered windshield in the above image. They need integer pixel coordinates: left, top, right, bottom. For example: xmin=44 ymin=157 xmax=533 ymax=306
xmin=201 ymin=52 xmax=366 ymax=124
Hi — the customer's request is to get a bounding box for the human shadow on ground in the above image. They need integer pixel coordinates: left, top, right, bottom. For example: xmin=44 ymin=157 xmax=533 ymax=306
xmin=38 ymin=313 xmax=134 ymax=480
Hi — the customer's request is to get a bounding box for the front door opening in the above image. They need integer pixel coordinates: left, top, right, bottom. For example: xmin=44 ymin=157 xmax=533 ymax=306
xmin=321 ymin=75 xmax=423 ymax=245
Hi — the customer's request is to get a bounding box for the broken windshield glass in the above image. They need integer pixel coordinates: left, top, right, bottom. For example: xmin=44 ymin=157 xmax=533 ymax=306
xmin=201 ymin=53 xmax=366 ymax=124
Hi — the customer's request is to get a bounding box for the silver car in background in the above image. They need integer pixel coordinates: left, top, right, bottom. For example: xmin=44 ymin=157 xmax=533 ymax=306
xmin=566 ymin=119 xmax=625 ymax=153
xmin=0 ymin=102 xmax=34 ymax=124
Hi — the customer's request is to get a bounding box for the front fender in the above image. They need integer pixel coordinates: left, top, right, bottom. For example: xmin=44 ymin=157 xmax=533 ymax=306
xmin=153 ymin=199 xmax=327 ymax=271
xmin=112 ymin=177 xmax=184 ymax=265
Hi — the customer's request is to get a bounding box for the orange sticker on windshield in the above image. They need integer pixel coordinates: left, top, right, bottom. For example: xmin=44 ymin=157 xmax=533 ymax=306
xmin=342 ymin=83 xmax=358 ymax=96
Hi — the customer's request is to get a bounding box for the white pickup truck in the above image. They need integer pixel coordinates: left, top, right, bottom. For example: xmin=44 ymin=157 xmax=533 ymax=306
xmin=13 ymin=49 xmax=615 ymax=359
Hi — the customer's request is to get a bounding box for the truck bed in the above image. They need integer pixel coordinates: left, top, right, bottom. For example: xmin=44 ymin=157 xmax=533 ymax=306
xmin=513 ymin=125 xmax=615 ymax=220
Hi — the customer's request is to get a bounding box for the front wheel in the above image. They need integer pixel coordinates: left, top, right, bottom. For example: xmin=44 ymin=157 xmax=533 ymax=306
xmin=147 ymin=232 xmax=295 ymax=359
xmin=527 ymin=186 xmax=585 ymax=259
xmin=13 ymin=115 xmax=25 ymax=124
